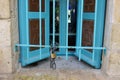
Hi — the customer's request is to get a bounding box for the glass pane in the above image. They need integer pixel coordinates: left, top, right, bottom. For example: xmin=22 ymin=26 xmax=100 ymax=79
xmin=49 ymin=1 xmax=60 ymax=50
xmin=41 ymin=0 xmax=45 ymax=12
xmin=84 ymin=0 xmax=95 ymax=12
xmin=42 ymin=19 xmax=45 ymax=46
xmin=29 ymin=19 xmax=45 ymax=51
xmin=82 ymin=20 xmax=94 ymax=52
xmin=55 ymin=36 xmax=59 ymax=51
xmin=50 ymin=1 xmax=60 ymax=34
xmin=29 ymin=0 xmax=45 ymax=12
xmin=55 ymin=1 xmax=60 ymax=34
xmin=68 ymin=0 xmax=77 ymax=51
xmin=68 ymin=36 xmax=76 ymax=51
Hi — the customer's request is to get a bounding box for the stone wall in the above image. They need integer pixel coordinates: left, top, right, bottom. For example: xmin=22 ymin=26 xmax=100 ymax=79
xmin=10 ymin=0 xmax=19 ymax=73
xmin=0 ymin=0 xmax=12 ymax=73
xmin=0 ymin=0 xmax=120 ymax=77
xmin=0 ymin=0 xmax=19 ymax=73
xmin=102 ymin=0 xmax=120 ymax=76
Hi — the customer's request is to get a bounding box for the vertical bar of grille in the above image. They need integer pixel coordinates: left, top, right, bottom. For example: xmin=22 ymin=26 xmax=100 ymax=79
xmin=53 ymin=0 xmax=55 ymax=47
xmin=66 ymin=0 xmax=69 ymax=60
xmin=39 ymin=0 xmax=42 ymax=59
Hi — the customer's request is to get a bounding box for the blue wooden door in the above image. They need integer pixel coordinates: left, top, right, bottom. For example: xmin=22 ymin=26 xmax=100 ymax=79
xmin=75 ymin=0 xmax=106 ymax=68
xmin=59 ymin=0 xmax=106 ymax=68
xmin=18 ymin=0 xmax=50 ymax=66
xmin=18 ymin=0 xmax=106 ymax=68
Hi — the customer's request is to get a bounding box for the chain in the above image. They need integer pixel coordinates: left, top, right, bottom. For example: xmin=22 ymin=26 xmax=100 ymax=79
xmin=50 ymin=43 xmax=58 ymax=70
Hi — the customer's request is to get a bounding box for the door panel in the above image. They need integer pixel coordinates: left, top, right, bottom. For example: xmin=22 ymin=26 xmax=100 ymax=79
xmin=19 ymin=0 xmax=50 ymax=66
xmin=76 ymin=0 xmax=106 ymax=68
xmin=29 ymin=19 xmax=45 ymax=51
xmin=84 ymin=0 xmax=95 ymax=12
xmin=29 ymin=19 xmax=40 ymax=51
xmin=29 ymin=0 xmax=45 ymax=12
xmin=82 ymin=20 xmax=94 ymax=52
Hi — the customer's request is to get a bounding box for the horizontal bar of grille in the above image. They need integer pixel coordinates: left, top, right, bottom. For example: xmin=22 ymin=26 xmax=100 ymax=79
xmin=15 ymin=44 xmax=106 ymax=50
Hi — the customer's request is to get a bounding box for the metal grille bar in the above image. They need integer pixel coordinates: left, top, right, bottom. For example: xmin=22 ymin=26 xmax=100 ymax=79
xmin=16 ymin=44 xmax=106 ymax=50
xmin=39 ymin=0 xmax=42 ymax=59
xmin=53 ymin=0 xmax=55 ymax=47
xmin=66 ymin=0 xmax=69 ymax=60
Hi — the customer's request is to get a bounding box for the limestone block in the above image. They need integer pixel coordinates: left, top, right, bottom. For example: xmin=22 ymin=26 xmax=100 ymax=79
xmin=0 ymin=0 xmax=10 ymax=18
xmin=102 ymin=50 xmax=110 ymax=75
xmin=113 ymin=0 xmax=120 ymax=23
xmin=111 ymin=24 xmax=120 ymax=49
xmin=0 ymin=20 xmax=11 ymax=46
xmin=11 ymin=17 xmax=19 ymax=46
xmin=102 ymin=49 xmax=120 ymax=76
xmin=109 ymin=53 xmax=120 ymax=64
xmin=108 ymin=52 xmax=120 ymax=76
xmin=104 ymin=23 xmax=112 ymax=49
xmin=104 ymin=0 xmax=114 ymax=49
xmin=0 ymin=46 xmax=12 ymax=73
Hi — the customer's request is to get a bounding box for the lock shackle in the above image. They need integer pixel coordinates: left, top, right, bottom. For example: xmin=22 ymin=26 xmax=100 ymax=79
xmin=50 ymin=42 xmax=59 ymax=53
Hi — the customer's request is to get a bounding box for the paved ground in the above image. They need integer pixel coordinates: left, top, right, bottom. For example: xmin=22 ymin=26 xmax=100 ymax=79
xmin=13 ymin=69 xmax=120 ymax=80
xmin=20 ymin=56 xmax=93 ymax=70
xmin=0 ymin=56 xmax=120 ymax=80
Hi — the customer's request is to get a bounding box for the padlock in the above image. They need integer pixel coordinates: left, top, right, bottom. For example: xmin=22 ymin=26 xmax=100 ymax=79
xmin=51 ymin=53 xmax=56 ymax=59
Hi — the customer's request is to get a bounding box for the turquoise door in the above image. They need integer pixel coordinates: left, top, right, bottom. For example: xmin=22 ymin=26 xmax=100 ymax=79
xmin=18 ymin=0 xmax=50 ymax=66
xmin=57 ymin=0 xmax=106 ymax=68
xmin=75 ymin=0 xmax=106 ymax=68
xmin=18 ymin=0 xmax=106 ymax=68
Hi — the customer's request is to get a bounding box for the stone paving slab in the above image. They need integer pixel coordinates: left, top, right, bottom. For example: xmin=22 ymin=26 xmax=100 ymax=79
xmin=12 ymin=69 xmax=119 ymax=80
xmin=0 ymin=69 xmax=120 ymax=80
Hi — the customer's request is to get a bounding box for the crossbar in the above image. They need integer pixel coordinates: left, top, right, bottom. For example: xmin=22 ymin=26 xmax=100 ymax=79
xmin=15 ymin=44 xmax=106 ymax=50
